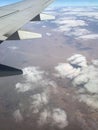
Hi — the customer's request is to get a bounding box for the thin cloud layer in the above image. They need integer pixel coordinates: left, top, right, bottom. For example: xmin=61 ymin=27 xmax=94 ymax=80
xmin=77 ymin=34 xmax=98 ymax=40
xmin=53 ymin=19 xmax=87 ymax=33
xmin=54 ymin=19 xmax=86 ymax=26
xmin=51 ymin=7 xmax=98 ymax=40
xmin=65 ymin=11 xmax=98 ymax=20
xmin=61 ymin=7 xmax=96 ymax=12
xmin=64 ymin=28 xmax=90 ymax=37
xmin=60 ymin=7 xmax=98 ymax=20
xmin=55 ymin=54 xmax=98 ymax=109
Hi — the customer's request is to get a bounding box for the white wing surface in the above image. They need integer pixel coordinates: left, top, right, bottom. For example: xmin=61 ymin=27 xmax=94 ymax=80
xmin=0 ymin=0 xmax=54 ymax=41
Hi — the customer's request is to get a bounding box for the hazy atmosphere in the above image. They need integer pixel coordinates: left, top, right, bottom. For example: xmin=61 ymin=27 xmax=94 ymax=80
xmin=0 ymin=0 xmax=98 ymax=130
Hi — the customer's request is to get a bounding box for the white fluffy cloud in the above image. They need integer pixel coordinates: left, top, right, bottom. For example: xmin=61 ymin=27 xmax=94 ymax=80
xmin=73 ymin=73 xmax=89 ymax=86
xmin=16 ymin=83 xmax=31 ymax=92
xmin=55 ymin=54 xmax=98 ymax=109
xmin=55 ymin=54 xmax=87 ymax=79
xmin=38 ymin=108 xmax=68 ymax=129
xmin=30 ymin=93 xmax=48 ymax=114
xmin=73 ymin=65 xmax=98 ymax=94
xmin=79 ymin=94 xmax=98 ymax=109
xmin=67 ymin=54 xmax=87 ymax=67
xmin=55 ymin=63 xmax=80 ymax=79
xmin=15 ymin=67 xmax=45 ymax=93
xmin=92 ymin=60 xmax=98 ymax=67
xmin=23 ymin=67 xmax=44 ymax=83
xmin=15 ymin=66 xmax=64 ymax=128
xmin=52 ymin=108 xmax=68 ymax=128
xmin=15 ymin=64 xmax=69 ymax=128
xmin=16 ymin=67 xmax=57 ymax=93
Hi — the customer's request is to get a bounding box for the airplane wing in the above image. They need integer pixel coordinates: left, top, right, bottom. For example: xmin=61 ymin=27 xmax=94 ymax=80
xmin=0 ymin=0 xmax=55 ymax=77
xmin=0 ymin=0 xmax=55 ymax=42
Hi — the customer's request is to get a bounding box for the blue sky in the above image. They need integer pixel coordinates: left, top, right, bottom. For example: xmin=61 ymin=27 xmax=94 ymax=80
xmin=53 ymin=0 xmax=98 ymax=7
xmin=0 ymin=0 xmax=22 ymax=6
xmin=0 ymin=0 xmax=98 ymax=7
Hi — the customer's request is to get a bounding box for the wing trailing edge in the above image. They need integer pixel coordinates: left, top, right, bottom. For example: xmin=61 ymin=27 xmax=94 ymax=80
xmin=8 ymin=30 xmax=42 ymax=40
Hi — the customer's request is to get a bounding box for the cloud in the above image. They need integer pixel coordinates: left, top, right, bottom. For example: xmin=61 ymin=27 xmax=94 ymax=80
xmin=73 ymin=65 xmax=98 ymax=94
xmin=67 ymin=54 xmax=88 ymax=68
xmin=51 ymin=108 xmax=68 ymax=128
xmin=15 ymin=66 xmax=62 ymax=128
xmin=13 ymin=109 xmax=23 ymax=122
xmin=46 ymin=32 xmax=52 ymax=36
xmin=53 ymin=19 xmax=87 ymax=32
xmin=79 ymin=94 xmax=98 ymax=109
xmin=38 ymin=108 xmax=68 ymax=129
xmin=30 ymin=92 xmax=49 ymax=114
xmin=54 ymin=19 xmax=86 ymax=26
xmin=52 ymin=6 xmax=98 ymax=40
xmin=73 ymin=73 xmax=89 ymax=86
xmin=61 ymin=7 xmax=95 ymax=12
xmin=64 ymin=28 xmax=90 ymax=37
xmin=15 ymin=67 xmax=57 ymax=93
xmin=23 ymin=67 xmax=44 ymax=83
xmin=77 ymin=34 xmax=98 ymax=40
xmin=55 ymin=63 xmax=80 ymax=79
xmin=55 ymin=54 xmax=98 ymax=109
xmin=16 ymin=83 xmax=31 ymax=92
xmin=61 ymin=9 xmax=98 ymax=20
xmin=55 ymin=54 xmax=87 ymax=79
xmin=56 ymin=25 xmax=71 ymax=32
xmin=92 ymin=60 xmax=98 ymax=67
xmin=52 ymin=16 xmax=93 ymax=40
xmin=38 ymin=109 xmax=50 ymax=125
xmin=42 ymin=25 xmax=46 ymax=28
xmin=15 ymin=67 xmax=45 ymax=93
